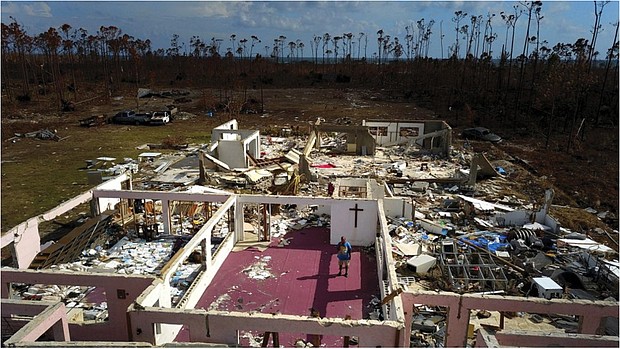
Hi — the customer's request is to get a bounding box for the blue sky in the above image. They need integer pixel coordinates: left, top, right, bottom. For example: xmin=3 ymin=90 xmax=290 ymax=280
xmin=2 ymin=1 xmax=619 ymax=59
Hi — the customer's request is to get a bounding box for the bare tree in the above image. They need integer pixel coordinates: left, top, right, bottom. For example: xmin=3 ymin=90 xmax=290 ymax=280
xmin=249 ymin=35 xmax=260 ymax=59
xmin=230 ymin=34 xmax=237 ymax=57
xmin=288 ymin=41 xmax=296 ymax=63
xmin=311 ymin=34 xmax=321 ymax=66
xmin=440 ymin=20 xmax=445 ymax=59
xmin=451 ymin=11 xmax=467 ymax=58
xmin=343 ymin=32 xmax=353 ymax=61
xmin=297 ymin=40 xmax=304 ymax=60
xmin=376 ymin=29 xmax=384 ymax=64
xmin=595 ymin=21 xmax=619 ymax=124
xmin=500 ymin=6 xmax=521 ymax=93
xmin=239 ymin=38 xmax=248 ymax=59
xmin=358 ymin=32 xmax=365 ymax=60
xmin=4 ymin=17 xmax=34 ymax=99
xmin=513 ymin=1 xmax=541 ymax=119
xmin=322 ymin=33 xmax=330 ymax=65
xmin=588 ymin=1 xmax=611 ymax=71
xmin=278 ymin=35 xmax=286 ymax=62
xmin=37 ymin=27 xmax=65 ymax=109
xmin=405 ymin=25 xmax=413 ymax=60
xmin=332 ymin=35 xmax=341 ymax=63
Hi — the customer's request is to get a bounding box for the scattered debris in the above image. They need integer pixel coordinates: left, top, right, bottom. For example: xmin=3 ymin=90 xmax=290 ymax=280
xmin=243 ymin=256 xmax=274 ymax=280
xmin=13 ymin=128 xmax=61 ymax=141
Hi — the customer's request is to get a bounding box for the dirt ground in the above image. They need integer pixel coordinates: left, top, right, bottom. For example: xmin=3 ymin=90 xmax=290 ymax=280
xmin=1 ymin=86 xmax=618 ymax=239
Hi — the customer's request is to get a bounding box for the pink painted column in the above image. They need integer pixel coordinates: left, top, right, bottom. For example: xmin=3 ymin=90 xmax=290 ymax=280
xmin=1 ymin=279 xmax=10 ymax=298
xmin=444 ymin=304 xmax=469 ymax=347
xmin=402 ymin=307 xmax=412 ymax=347
xmin=579 ymin=315 xmax=604 ymax=334
xmin=51 ymin=312 xmax=71 ymax=341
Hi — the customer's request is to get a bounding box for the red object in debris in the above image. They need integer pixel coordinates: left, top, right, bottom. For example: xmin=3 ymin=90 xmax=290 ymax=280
xmin=311 ymin=163 xmax=336 ymax=168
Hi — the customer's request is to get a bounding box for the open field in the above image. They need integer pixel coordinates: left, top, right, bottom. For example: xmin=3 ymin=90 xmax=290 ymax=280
xmin=1 ymin=86 xmax=618 ymax=235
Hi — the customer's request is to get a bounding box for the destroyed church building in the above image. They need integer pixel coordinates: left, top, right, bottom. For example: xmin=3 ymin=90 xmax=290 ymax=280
xmin=1 ymin=118 xmax=618 ymax=348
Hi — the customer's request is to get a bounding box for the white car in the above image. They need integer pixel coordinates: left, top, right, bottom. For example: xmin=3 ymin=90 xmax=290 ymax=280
xmin=149 ymin=111 xmax=170 ymax=125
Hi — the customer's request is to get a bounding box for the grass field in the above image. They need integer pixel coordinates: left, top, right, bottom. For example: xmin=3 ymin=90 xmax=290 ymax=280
xmin=1 ymin=117 xmax=215 ymax=230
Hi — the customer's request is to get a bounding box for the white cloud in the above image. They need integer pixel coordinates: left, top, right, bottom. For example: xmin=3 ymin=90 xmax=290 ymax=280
xmin=1 ymin=2 xmax=20 ymax=15
xmin=194 ymin=1 xmax=251 ymax=18
xmin=23 ymin=2 xmax=52 ymax=18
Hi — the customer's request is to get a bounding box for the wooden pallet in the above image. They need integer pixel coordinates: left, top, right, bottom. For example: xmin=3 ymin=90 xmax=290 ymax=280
xmin=29 ymin=211 xmax=113 ymax=269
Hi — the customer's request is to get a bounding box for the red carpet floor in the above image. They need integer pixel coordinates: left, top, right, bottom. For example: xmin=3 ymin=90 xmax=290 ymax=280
xmin=176 ymin=227 xmax=379 ymax=346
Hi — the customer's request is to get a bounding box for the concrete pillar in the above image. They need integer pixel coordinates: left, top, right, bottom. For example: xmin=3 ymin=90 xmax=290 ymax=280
xmin=51 ymin=317 xmax=71 ymax=341
xmin=402 ymin=308 xmax=412 ymax=347
xmin=1 ymin=280 xmax=9 ymax=298
xmin=579 ymin=314 xmax=604 ymax=334
xmin=201 ymin=239 xmax=208 ymax=270
xmin=161 ymin=199 xmax=171 ymax=235
xmin=234 ymin=201 xmax=245 ymax=243
xmin=444 ymin=302 xmax=470 ymax=347
xmin=91 ymin=197 xmax=101 ymax=217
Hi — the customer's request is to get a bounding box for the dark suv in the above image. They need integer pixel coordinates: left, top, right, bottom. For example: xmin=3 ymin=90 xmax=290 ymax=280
xmin=461 ymin=127 xmax=502 ymax=143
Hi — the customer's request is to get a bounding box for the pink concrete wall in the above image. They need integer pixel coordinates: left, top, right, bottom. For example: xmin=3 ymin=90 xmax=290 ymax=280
xmin=494 ymin=331 xmax=619 ymax=347
xmin=2 ymin=300 xmax=70 ymax=345
xmin=2 ymin=173 xmax=129 ymax=269
xmin=128 ymin=307 xmax=402 ymax=347
xmin=401 ymin=291 xmax=619 ymax=347
xmin=5 ymin=217 xmax=41 ymax=269
xmin=1 ymin=269 xmax=155 ymax=341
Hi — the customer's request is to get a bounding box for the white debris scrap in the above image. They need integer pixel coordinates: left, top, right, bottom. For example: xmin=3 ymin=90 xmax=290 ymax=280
xmin=243 ymin=255 xmax=275 ymax=280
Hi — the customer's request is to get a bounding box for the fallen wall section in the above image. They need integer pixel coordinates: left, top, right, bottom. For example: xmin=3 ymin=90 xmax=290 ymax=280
xmin=2 ymin=173 xmax=130 ymax=269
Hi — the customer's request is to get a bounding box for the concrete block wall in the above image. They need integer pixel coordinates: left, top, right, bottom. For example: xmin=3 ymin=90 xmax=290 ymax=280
xmin=1 ymin=173 xmax=130 ymax=269
xmin=401 ymin=291 xmax=619 ymax=347
xmin=1 ymin=269 xmax=154 ymax=342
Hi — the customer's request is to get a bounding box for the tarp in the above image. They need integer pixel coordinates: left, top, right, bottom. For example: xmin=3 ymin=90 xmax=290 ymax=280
xmin=460 ymin=232 xmax=510 ymax=253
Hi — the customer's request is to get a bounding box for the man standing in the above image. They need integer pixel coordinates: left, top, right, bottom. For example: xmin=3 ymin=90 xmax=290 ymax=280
xmin=337 ymin=236 xmax=352 ymax=277
xmin=327 ymin=181 xmax=335 ymax=196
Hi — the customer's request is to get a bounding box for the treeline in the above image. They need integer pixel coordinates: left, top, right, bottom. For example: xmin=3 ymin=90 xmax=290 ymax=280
xmin=1 ymin=1 xmax=618 ymax=152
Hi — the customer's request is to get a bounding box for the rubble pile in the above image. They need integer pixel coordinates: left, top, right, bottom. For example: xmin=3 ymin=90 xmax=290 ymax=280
xmin=16 ymin=117 xmax=614 ymax=340
xmin=410 ymin=306 xmax=446 ymax=347
xmin=386 ymin=179 xmax=619 ymax=305
xmin=269 ymin=205 xmax=331 ymax=237
xmin=10 ymin=128 xmax=62 ymax=142
xmin=170 ymin=262 xmax=203 ymax=305
xmin=11 ymin=283 xmax=108 ymax=322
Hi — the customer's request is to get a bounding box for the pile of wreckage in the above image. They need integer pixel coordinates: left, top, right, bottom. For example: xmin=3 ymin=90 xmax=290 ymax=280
xmin=14 ymin=190 xmax=336 ymax=321
xmin=7 ymin=128 xmax=64 ymax=142
xmin=10 ymin=118 xmax=617 ymax=340
xmin=385 ymin=189 xmax=619 ymax=344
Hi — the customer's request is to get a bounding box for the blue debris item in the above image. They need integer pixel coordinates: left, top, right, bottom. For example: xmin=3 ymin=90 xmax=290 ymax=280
xmin=460 ymin=232 xmax=510 ymax=253
xmin=496 ymin=166 xmax=507 ymax=175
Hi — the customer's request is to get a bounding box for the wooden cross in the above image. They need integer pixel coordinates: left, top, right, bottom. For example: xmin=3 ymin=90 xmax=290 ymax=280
xmin=349 ymin=203 xmax=364 ymax=228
